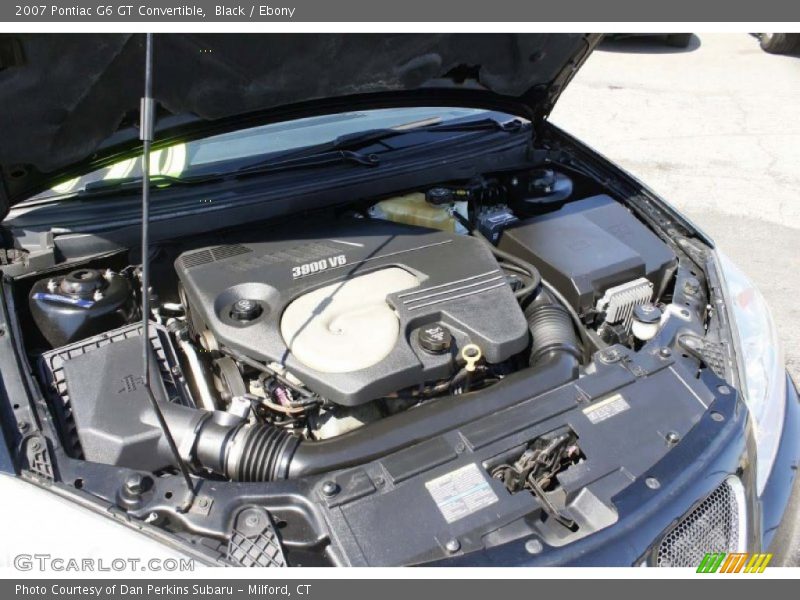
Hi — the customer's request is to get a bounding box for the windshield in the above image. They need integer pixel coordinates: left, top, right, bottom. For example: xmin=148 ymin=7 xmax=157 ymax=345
xmin=27 ymin=107 xmax=489 ymax=202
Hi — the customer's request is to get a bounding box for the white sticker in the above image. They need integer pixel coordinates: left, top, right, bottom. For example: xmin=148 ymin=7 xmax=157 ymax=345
xmin=425 ymin=463 xmax=499 ymax=524
xmin=583 ymin=392 xmax=630 ymax=424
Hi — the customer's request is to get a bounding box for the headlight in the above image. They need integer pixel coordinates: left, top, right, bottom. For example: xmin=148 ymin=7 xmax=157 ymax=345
xmin=716 ymin=251 xmax=786 ymax=494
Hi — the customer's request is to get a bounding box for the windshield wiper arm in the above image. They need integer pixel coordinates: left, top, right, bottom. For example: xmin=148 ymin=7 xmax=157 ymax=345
xmin=327 ymin=117 xmax=525 ymax=152
xmin=235 ymin=117 xmax=526 ymax=170
xmin=426 ymin=117 xmax=525 ymax=133
xmin=236 ymin=118 xmax=524 ymax=173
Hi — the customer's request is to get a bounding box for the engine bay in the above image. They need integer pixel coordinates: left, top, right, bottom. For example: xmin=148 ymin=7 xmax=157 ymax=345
xmin=22 ymin=174 xmax=682 ymax=462
xmin=4 ymin=161 xmax=735 ymax=565
xmin=21 ymin=171 xmax=685 ymax=464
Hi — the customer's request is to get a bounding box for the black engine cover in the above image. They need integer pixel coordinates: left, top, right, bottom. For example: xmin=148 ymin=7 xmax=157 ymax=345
xmin=175 ymin=219 xmax=529 ymax=406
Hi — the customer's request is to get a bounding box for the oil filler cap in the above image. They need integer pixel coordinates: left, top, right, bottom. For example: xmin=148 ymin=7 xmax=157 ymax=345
xmin=417 ymin=324 xmax=453 ymax=354
xmin=231 ymin=299 xmax=263 ymax=322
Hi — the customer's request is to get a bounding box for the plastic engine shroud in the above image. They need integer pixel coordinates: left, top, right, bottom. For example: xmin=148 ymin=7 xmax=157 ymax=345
xmin=175 ymin=218 xmax=530 ymax=406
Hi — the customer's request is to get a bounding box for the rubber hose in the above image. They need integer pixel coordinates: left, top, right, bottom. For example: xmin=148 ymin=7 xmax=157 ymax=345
xmin=525 ymin=291 xmax=582 ymax=365
xmin=453 ymin=213 xmax=542 ymax=300
xmin=186 ymin=355 xmax=579 ymax=481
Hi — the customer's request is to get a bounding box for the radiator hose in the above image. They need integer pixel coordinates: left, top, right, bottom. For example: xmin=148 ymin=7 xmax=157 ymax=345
xmin=164 ymin=292 xmax=582 ymax=481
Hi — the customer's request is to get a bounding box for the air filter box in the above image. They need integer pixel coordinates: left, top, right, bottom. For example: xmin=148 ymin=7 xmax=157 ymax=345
xmin=498 ymin=195 xmax=676 ymax=314
xmin=39 ymin=323 xmax=195 ymax=469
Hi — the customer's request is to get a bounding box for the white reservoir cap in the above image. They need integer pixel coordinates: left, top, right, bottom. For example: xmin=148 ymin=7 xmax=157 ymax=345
xmin=631 ymin=303 xmax=663 ymax=341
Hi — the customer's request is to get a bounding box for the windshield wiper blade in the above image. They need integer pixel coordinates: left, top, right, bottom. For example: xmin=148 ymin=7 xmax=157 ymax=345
xmin=234 ymin=149 xmax=380 ymax=175
xmin=78 ymin=173 xmax=212 ymax=196
xmin=73 ymin=151 xmax=380 ymax=198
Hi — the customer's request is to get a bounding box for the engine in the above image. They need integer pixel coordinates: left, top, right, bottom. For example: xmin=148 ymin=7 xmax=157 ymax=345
xmin=175 ymin=218 xmax=530 ymax=407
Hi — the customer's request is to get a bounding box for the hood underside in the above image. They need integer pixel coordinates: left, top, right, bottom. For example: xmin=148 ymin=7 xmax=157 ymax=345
xmin=0 ymin=33 xmax=599 ymax=211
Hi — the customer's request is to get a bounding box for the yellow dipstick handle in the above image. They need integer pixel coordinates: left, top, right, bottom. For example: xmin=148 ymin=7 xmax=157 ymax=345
xmin=461 ymin=344 xmax=483 ymax=372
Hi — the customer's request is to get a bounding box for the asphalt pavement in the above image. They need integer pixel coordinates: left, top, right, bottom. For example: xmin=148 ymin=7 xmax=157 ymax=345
xmin=552 ymin=32 xmax=800 ymax=563
xmin=553 ymin=33 xmax=800 ymax=382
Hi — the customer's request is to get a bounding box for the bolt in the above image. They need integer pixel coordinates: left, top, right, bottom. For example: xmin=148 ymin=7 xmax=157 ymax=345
xmin=244 ymin=513 xmax=260 ymax=528
xmin=445 ymin=539 xmax=461 ymax=553
xmin=600 ymin=348 xmax=621 ymax=363
xmin=645 ymin=477 xmax=661 ymax=490
xmin=710 ymin=412 xmax=725 ymax=422
xmin=374 ymin=476 xmax=385 ymax=488
xmin=682 ymin=336 xmax=701 ymax=349
xmin=455 ymin=442 xmax=466 ymax=454
xmin=665 ymin=431 xmax=681 ymax=445
xmin=30 ymin=439 xmax=41 ymax=451
xmin=18 ymin=421 xmax=29 ymax=432
xmin=683 ymin=278 xmax=701 ymax=296
xmin=198 ymin=497 xmax=209 ymax=508
xmin=124 ymin=473 xmax=145 ymax=496
xmin=717 ymin=385 xmax=731 ymax=395
xmin=524 ymin=539 xmax=544 ymax=555
xmin=659 ymin=347 xmax=672 ymax=358
xmin=321 ymin=481 xmax=339 ymax=497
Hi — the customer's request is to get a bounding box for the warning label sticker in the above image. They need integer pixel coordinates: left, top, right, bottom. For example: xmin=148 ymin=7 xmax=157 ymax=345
xmin=425 ymin=463 xmax=499 ymax=524
xmin=583 ymin=392 xmax=630 ymax=424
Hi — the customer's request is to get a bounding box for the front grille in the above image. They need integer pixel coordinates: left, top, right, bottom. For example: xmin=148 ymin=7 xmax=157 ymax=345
xmin=656 ymin=477 xmax=745 ymax=567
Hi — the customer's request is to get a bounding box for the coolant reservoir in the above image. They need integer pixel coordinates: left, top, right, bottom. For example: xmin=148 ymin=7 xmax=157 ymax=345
xmin=631 ymin=303 xmax=663 ymax=342
xmin=369 ymin=193 xmax=467 ymax=233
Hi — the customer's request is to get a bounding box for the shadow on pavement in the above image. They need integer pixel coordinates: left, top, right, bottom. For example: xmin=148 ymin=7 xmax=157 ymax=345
xmin=598 ymin=34 xmax=702 ymax=54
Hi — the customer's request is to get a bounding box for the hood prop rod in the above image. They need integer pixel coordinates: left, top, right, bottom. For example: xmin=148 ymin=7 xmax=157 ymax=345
xmin=139 ymin=32 xmax=196 ymax=511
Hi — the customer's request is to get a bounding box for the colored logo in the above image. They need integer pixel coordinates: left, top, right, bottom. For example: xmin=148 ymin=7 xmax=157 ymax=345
xmin=696 ymin=552 xmax=772 ymax=573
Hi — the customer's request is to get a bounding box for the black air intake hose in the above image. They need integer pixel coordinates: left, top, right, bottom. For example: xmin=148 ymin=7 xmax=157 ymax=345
xmin=524 ymin=290 xmax=582 ymax=365
xmin=180 ymin=295 xmax=582 ymax=481
xmin=224 ymin=424 xmax=300 ymax=481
